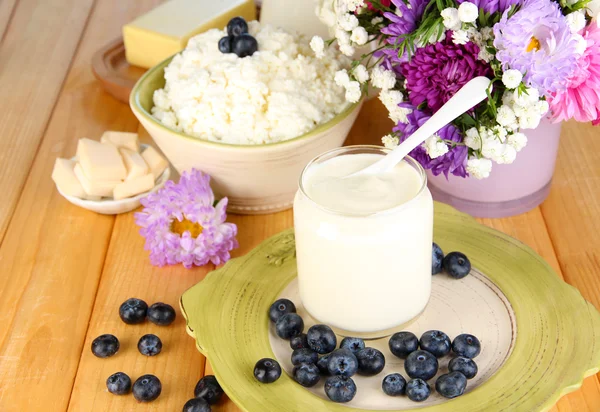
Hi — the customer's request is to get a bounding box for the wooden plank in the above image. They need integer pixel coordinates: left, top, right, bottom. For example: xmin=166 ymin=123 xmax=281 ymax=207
xmin=0 ymin=0 xmax=17 ymax=40
xmin=0 ymin=1 xmax=166 ymax=411
xmin=0 ymin=0 xmax=95 ymax=244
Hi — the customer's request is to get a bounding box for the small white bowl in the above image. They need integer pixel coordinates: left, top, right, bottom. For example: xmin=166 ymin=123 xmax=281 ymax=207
xmin=56 ymin=144 xmax=171 ymax=215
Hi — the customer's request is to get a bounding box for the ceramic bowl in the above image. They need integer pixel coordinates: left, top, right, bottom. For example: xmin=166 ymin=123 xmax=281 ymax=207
xmin=130 ymin=56 xmax=362 ymax=215
xmin=56 ymin=144 xmax=171 ymax=215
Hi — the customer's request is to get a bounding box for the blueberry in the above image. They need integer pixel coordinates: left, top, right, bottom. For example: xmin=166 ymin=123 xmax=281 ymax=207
xmin=119 ymin=298 xmax=148 ymax=324
xmin=106 ymin=372 xmax=131 ymax=395
xmin=356 ymin=347 xmax=385 ymax=376
xmin=324 ymin=376 xmax=357 ymax=403
xmin=138 ymin=334 xmax=162 ymax=356
xmin=147 ymin=302 xmax=176 ymax=326
xmin=435 ymin=371 xmax=467 ymax=399
xmin=292 ymin=363 xmax=321 ymax=387
xmin=327 ymin=349 xmax=358 ymax=378
xmin=419 ymin=330 xmax=451 ymax=357
xmin=227 ymin=16 xmax=249 ymax=37
xmin=452 ymin=334 xmax=481 ymax=358
xmin=275 ymin=313 xmax=304 ymax=340
xmin=269 ymin=299 xmax=296 ymax=323
xmin=194 ymin=375 xmax=224 ymax=403
xmin=340 ymin=337 xmax=365 ymax=354
xmin=183 ymin=397 xmax=211 ymax=412
xmin=91 ymin=334 xmax=120 ymax=358
xmin=291 ymin=348 xmax=318 ymax=366
xmin=290 ymin=333 xmax=309 ymax=350
xmin=253 ymin=358 xmax=282 ymax=384
xmin=382 ymin=373 xmax=407 ymax=396
xmin=317 ymin=354 xmax=331 ymax=375
xmin=307 ymin=324 xmax=337 ymax=354
xmin=406 ymin=378 xmax=431 ymax=402
xmin=449 ymin=356 xmax=478 ymax=379
xmin=443 ymin=252 xmax=471 ymax=279
xmin=404 ymin=350 xmax=438 ymax=380
xmin=389 ymin=331 xmax=419 ymax=359
xmin=232 ymin=34 xmax=258 ymax=58
xmin=432 ymin=243 xmax=444 ymax=275
xmin=133 ymin=374 xmax=162 ymax=402
xmin=218 ymin=36 xmax=234 ymax=54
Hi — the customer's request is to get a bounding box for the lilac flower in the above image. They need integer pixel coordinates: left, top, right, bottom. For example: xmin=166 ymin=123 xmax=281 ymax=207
xmin=135 ymin=169 xmax=238 ymax=268
xmin=394 ymin=104 xmax=469 ymax=178
xmin=400 ymin=33 xmax=493 ymax=112
xmin=493 ymin=0 xmax=580 ymax=95
xmin=456 ymin=0 xmax=521 ymax=14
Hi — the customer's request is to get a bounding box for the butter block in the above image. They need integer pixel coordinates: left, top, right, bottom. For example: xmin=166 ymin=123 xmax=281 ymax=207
xmin=74 ymin=163 xmax=121 ymax=198
xmin=77 ymin=138 xmax=127 ymax=181
xmin=101 ymin=131 xmax=140 ymax=152
xmin=113 ymin=174 xmax=155 ymax=200
xmin=123 ymin=0 xmax=257 ymax=69
xmin=52 ymin=158 xmax=88 ymax=198
xmin=120 ymin=148 xmax=149 ymax=181
xmin=141 ymin=146 xmax=169 ymax=179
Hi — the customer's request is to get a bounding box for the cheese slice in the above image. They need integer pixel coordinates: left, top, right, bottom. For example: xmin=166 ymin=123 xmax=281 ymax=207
xmin=141 ymin=146 xmax=169 ymax=179
xmin=101 ymin=131 xmax=140 ymax=152
xmin=123 ymin=0 xmax=257 ymax=69
xmin=120 ymin=148 xmax=149 ymax=181
xmin=52 ymin=158 xmax=88 ymax=199
xmin=113 ymin=174 xmax=155 ymax=200
xmin=77 ymin=138 xmax=127 ymax=181
xmin=74 ymin=163 xmax=121 ymax=198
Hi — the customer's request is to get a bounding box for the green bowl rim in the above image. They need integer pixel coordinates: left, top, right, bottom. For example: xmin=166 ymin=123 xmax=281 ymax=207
xmin=130 ymin=55 xmax=362 ymax=151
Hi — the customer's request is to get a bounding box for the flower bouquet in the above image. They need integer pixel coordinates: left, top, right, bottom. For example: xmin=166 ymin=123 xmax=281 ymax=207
xmin=311 ymin=0 xmax=600 ymax=180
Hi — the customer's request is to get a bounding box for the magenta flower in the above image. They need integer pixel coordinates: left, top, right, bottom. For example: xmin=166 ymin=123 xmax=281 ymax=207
xmin=135 ymin=169 xmax=238 ymax=268
xmin=400 ymin=33 xmax=493 ymax=112
xmin=548 ymin=22 xmax=600 ymax=125
xmin=493 ymin=0 xmax=580 ymax=95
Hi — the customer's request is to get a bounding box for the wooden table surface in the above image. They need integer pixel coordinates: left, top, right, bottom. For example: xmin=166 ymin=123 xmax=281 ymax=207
xmin=0 ymin=1 xmax=599 ymax=411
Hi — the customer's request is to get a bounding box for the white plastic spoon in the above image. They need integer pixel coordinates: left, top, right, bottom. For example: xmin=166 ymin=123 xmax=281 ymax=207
xmin=349 ymin=76 xmax=492 ymax=178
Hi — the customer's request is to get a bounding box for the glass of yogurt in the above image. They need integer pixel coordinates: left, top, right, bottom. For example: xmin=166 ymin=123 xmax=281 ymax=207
xmin=294 ymin=146 xmax=433 ymax=338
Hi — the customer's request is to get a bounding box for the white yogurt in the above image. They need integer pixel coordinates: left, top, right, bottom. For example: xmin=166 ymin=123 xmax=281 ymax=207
xmin=293 ymin=147 xmax=433 ymax=335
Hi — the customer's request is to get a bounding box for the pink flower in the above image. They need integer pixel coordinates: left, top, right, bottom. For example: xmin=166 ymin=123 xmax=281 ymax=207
xmin=548 ymin=22 xmax=600 ymax=124
xmin=367 ymin=0 xmax=392 ymax=11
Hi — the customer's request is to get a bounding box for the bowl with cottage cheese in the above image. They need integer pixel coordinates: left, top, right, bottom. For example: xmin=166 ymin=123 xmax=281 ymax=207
xmin=131 ymin=20 xmax=362 ymax=214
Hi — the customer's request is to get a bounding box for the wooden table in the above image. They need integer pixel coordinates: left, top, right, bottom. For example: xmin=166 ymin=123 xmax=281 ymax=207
xmin=0 ymin=1 xmax=599 ymax=411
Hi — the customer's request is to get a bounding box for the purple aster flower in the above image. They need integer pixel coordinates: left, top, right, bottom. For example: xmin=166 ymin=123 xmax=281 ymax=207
xmin=379 ymin=0 xmax=429 ymax=66
xmin=493 ymin=0 xmax=580 ymax=95
xmin=400 ymin=33 xmax=493 ymax=112
xmin=456 ymin=0 xmax=521 ymax=14
xmin=394 ymin=104 xmax=468 ymax=178
xmin=135 ymin=169 xmax=238 ymax=268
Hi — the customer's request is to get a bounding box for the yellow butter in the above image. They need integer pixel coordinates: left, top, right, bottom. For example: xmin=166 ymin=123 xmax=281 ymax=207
xmin=120 ymin=148 xmax=149 ymax=181
xmin=113 ymin=174 xmax=155 ymax=200
xmin=76 ymin=138 xmax=127 ymax=182
xmin=123 ymin=0 xmax=257 ymax=69
xmin=74 ymin=163 xmax=121 ymax=198
xmin=101 ymin=131 xmax=140 ymax=152
xmin=141 ymin=146 xmax=169 ymax=179
xmin=52 ymin=158 xmax=88 ymax=199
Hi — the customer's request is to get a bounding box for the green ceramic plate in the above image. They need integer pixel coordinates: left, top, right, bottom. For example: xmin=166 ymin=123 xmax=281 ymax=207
xmin=181 ymin=203 xmax=600 ymax=412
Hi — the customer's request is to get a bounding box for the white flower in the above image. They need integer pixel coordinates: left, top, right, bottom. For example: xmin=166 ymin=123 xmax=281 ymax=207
xmin=495 ymin=144 xmax=517 ymax=164
xmin=379 ymin=89 xmax=404 ymax=110
xmin=573 ymin=33 xmax=587 ymax=55
xmin=424 ymin=135 xmax=449 ymax=159
xmin=345 ymin=81 xmax=362 ymax=103
xmin=467 ymin=157 xmax=492 ymax=179
xmin=340 ymin=43 xmax=356 ymax=56
xmin=502 ymin=69 xmax=523 ymax=89
xmin=351 ymin=26 xmax=369 ymax=45
xmin=441 ymin=8 xmax=461 ymax=31
xmin=514 ymin=88 xmax=540 ymax=106
xmin=389 ymin=106 xmax=412 ymax=123
xmin=338 ymin=13 xmax=359 ymax=31
xmin=588 ymin=0 xmax=600 ymax=19
xmin=507 ymin=132 xmax=527 ymax=152
xmin=371 ymin=66 xmax=396 ymax=90
xmin=464 ymin=127 xmax=482 ymax=150
xmin=335 ymin=28 xmax=351 ymax=45
xmin=481 ymin=138 xmax=504 ymax=161
xmin=346 ymin=0 xmax=365 ymax=12
xmin=518 ymin=108 xmax=542 ymax=129
xmin=480 ymin=27 xmax=493 ymax=41
xmin=353 ymin=65 xmax=370 ymax=83
xmin=371 ymin=16 xmax=384 ymax=25
xmin=458 ymin=2 xmax=479 ymax=23
xmin=491 ymin=125 xmax=509 ymax=142
xmin=502 ymin=90 xmax=516 ymax=106
xmin=536 ymin=100 xmax=549 ymax=116
xmin=566 ymin=10 xmax=587 ymax=33
xmin=452 ymin=30 xmax=470 ymax=45
xmin=316 ymin=2 xmax=337 ymax=27
xmin=334 ymin=69 xmax=351 ymax=87
xmin=478 ymin=49 xmax=493 ymax=62
xmin=496 ymin=105 xmax=517 ymax=127
xmin=382 ymin=134 xmax=399 ymax=148
xmin=310 ymin=36 xmax=325 ymax=59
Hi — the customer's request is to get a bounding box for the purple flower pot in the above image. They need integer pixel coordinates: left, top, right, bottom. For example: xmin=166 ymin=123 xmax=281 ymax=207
xmin=427 ymin=119 xmax=562 ymax=218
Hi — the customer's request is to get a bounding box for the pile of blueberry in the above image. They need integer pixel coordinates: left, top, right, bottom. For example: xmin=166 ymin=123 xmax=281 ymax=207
xmin=432 ymin=242 xmax=471 ymax=278
xmin=219 ymin=17 xmax=258 ymax=58
xmin=254 ymin=298 xmax=481 ymax=404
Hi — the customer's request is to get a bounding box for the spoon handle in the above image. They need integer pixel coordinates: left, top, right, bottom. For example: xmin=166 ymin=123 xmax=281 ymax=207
xmin=366 ymin=76 xmax=491 ymax=174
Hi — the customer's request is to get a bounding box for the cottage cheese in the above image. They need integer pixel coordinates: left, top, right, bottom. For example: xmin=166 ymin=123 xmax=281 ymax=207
xmin=152 ymin=21 xmax=351 ymax=145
